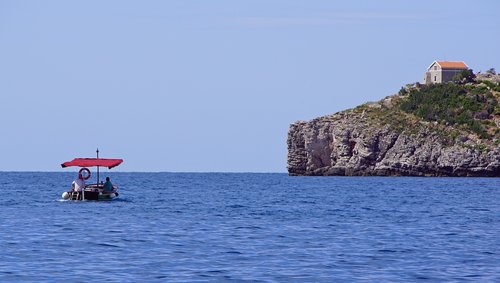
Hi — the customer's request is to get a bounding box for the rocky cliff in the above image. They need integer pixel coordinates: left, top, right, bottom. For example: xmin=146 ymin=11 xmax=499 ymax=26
xmin=287 ymin=78 xmax=500 ymax=176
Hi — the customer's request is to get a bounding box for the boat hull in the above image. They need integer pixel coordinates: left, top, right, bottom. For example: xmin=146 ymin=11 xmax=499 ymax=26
xmin=63 ymin=190 xmax=119 ymax=201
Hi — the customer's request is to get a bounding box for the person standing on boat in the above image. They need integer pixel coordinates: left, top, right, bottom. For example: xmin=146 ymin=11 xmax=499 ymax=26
xmin=72 ymin=173 xmax=85 ymax=192
xmin=102 ymin=177 xmax=113 ymax=193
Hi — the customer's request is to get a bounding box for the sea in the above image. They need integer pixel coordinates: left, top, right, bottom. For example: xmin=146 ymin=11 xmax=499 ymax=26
xmin=0 ymin=172 xmax=498 ymax=282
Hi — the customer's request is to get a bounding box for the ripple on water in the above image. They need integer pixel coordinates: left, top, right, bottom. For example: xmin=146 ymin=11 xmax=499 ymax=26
xmin=0 ymin=173 xmax=498 ymax=282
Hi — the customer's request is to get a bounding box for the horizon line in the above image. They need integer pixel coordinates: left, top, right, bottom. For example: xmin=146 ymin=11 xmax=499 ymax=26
xmin=0 ymin=170 xmax=288 ymax=174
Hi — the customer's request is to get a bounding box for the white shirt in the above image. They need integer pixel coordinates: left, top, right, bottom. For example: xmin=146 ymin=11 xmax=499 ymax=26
xmin=72 ymin=178 xmax=85 ymax=192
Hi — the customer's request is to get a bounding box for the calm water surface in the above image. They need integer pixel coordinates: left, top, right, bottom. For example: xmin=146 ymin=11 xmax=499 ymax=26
xmin=0 ymin=173 xmax=498 ymax=282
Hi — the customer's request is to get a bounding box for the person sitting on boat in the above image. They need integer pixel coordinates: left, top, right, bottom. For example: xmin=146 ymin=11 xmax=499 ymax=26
xmin=102 ymin=177 xmax=113 ymax=193
xmin=72 ymin=173 xmax=85 ymax=192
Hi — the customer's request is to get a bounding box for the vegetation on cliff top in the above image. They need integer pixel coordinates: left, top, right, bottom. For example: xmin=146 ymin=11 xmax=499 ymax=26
xmin=399 ymin=83 xmax=499 ymax=138
xmin=350 ymin=76 xmax=500 ymax=148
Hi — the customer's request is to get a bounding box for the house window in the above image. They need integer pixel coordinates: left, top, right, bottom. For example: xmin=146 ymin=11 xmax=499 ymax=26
xmin=434 ymin=76 xmax=437 ymax=82
xmin=434 ymin=66 xmax=437 ymax=70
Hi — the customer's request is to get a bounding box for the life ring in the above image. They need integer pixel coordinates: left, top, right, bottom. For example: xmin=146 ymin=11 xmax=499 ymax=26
xmin=79 ymin=168 xmax=91 ymax=180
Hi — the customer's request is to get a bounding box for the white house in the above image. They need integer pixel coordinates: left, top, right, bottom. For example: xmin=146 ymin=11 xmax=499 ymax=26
xmin=424 ymin=61 xmax=468 ymax=84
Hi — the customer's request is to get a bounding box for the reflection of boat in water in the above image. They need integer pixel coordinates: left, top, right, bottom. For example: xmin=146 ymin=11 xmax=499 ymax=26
xmin=61 ymin=149 xmax=123 ymax=201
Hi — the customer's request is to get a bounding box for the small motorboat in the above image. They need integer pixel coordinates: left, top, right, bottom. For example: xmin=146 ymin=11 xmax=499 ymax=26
xmin=61 ymin=149 xmax=123 ymax=201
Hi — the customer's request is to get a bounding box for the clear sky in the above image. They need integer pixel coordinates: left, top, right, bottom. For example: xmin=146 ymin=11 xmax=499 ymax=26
xmin=1 ymin=0 xmax=499 ymax=172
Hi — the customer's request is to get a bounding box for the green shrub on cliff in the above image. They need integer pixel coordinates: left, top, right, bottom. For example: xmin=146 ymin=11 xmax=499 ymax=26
xmin=398 ymin=83 xmax=496 ymax=137
xmin=452 ymin=68 xmax=476 ymax=84
xmin=479 ymin=80 xmax=500 ymax=92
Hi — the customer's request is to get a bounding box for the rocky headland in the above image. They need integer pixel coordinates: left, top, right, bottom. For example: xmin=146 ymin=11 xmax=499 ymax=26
xmin=287 ymin=74 xmax=500 ymax=176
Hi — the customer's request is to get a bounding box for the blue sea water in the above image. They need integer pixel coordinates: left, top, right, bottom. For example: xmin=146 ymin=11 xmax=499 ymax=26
xmin=0 ymin=172 xmax=498 ymax=282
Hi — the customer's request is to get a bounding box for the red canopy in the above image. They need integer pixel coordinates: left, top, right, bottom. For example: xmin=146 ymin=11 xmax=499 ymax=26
xmin=61 ymin=158 xmax=123 ymax=169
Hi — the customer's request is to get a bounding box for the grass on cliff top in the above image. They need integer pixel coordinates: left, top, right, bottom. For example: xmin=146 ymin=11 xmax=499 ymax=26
xmin=353 ymin=101 xmax=460 ymax=146
xmin=397 ymin=82 xmax=499 ymax=139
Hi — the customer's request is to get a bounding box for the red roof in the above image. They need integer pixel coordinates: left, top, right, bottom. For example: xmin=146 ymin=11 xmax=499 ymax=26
xmin=436 ymin=61 xmax=468 ymax=69
xmin=61 ymin=158 xmax=123 ymax=169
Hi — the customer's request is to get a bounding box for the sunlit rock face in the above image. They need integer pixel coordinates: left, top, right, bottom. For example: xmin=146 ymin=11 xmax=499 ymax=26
xmin=287 ymin=90 xmax=500 ymax=177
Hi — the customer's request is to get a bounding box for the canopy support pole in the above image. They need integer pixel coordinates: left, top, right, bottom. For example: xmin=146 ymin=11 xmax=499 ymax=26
xmin=96 ymin=148 xmax=100 ymax=185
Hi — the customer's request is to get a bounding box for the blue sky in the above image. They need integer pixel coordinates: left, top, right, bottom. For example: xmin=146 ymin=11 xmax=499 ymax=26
xmin=1 ymin=0 xmax=499 ymax=172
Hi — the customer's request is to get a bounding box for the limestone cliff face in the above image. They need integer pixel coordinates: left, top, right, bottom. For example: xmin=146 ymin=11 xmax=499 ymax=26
xmin=287 ymin=82 xmax=500 ymax=177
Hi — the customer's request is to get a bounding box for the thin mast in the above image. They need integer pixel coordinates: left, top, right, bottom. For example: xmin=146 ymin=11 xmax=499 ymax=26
xmin=96 ymin=148 xmax=100 ymax=185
